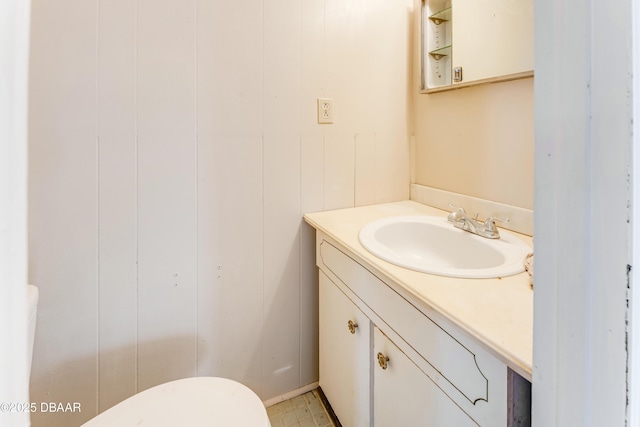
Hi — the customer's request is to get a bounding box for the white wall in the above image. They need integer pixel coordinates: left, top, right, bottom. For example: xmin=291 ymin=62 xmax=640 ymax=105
xmin=27 ymin=0 xmax=412 ymax=426
xmin=412 ymin=78 xmax=534 ymax=209
xmin=533 ymin=0 xmax=632 ymax=425
xmin=0 ymin=0 xmax=31 ymax=426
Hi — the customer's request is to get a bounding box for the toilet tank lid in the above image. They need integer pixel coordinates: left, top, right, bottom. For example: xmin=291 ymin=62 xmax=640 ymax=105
xmin=27 ymin=285 xmax=39 ymax=317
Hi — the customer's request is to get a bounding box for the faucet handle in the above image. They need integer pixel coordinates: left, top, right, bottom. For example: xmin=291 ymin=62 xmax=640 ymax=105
xmin=447 ymin=203 xmax=467 ymax=222
xmin=483 ymin=216 xmax=510 ymax=232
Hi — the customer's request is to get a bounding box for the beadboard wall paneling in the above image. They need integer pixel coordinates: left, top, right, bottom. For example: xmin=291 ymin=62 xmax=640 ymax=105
xmin=28 ymin=1 xmax=99 ymax=426
xmin=194 ymin=0 xmax=264 ymax=395
xmin=135 ymin=0 xmax=199 ymax=392
xmin=28 ymin=0 xmax=412 ymax=425
xmin=96 ymin=0 xmax=137 ymax=413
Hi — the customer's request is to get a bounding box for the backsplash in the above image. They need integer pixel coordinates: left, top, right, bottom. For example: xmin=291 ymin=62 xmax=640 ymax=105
xmin=411 ymin=184 xmax=533 ymax=236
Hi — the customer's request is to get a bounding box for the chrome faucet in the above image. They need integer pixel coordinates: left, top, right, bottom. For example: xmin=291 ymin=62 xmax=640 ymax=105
xmin=447 ymin=204 xmax=508 ymax=239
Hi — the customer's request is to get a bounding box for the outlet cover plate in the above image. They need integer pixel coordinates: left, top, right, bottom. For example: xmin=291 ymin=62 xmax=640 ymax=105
xmin=317 ymin=98 xmax=333 ymax=124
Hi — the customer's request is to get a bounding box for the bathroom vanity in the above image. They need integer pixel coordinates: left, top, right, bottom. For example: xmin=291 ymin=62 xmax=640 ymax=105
xmin=304 ymin=201 xmax=532 ymax=426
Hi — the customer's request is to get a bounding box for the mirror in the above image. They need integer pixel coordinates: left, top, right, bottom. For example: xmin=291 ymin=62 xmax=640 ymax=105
xmin=421 ymin=0 xmax=534 ymax=93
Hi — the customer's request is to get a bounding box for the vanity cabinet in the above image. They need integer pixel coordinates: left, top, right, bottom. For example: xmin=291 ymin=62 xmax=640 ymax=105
xmin=316 ymin=231 xmax=528 ymax=426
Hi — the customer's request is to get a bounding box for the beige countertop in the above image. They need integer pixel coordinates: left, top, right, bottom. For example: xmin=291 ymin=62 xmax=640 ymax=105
xmin=304 ymin=200 xmax=533 ymax=381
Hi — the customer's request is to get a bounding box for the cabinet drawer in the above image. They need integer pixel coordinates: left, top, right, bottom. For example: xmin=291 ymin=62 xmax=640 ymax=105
xmin=318 ymin=236 xmax=507 ymax=426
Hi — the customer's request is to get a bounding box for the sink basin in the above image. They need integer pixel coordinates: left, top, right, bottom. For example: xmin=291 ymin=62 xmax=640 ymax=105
xmin=358 ymin=216 xmax=531 ymax=279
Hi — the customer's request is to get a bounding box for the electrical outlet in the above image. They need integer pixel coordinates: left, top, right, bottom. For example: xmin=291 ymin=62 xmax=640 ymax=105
xmin=317 ymin=98 xmax=333 ymax=124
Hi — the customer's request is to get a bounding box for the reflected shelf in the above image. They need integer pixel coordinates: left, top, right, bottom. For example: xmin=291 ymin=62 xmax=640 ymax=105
xmin=428 ymin=8 xmax=451 ymax=25
xmin=429 ymin=45 xmax=451 ymax=60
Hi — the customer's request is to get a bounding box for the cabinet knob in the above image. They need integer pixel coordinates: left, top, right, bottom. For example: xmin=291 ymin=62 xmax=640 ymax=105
xmin=347 ymin=320 xmax=358 ymax=334
xmin=377 ymin=352 xmax=390 ymax=370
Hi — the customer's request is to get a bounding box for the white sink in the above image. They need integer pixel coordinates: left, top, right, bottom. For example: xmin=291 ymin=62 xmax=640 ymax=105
xmin=358 ymin=216 xmax=531 ymax=279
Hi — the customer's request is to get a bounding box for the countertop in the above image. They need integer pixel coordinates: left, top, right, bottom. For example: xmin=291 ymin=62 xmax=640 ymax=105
xmin=304 ymin=200 xmax=533 ymax=381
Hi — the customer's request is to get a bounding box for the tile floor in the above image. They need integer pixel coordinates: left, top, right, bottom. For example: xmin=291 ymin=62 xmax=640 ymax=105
xmin=267 ymin=389 xmax=337 ymax=427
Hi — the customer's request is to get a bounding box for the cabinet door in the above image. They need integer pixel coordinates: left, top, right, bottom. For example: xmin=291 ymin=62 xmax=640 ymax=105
xmin=373 ymin=327 xmax=477 ymax=427
xmin=319 ymin=272 xmax=370 ymax=427
xmin=452 ymin=0 xmax=534 ymax=84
